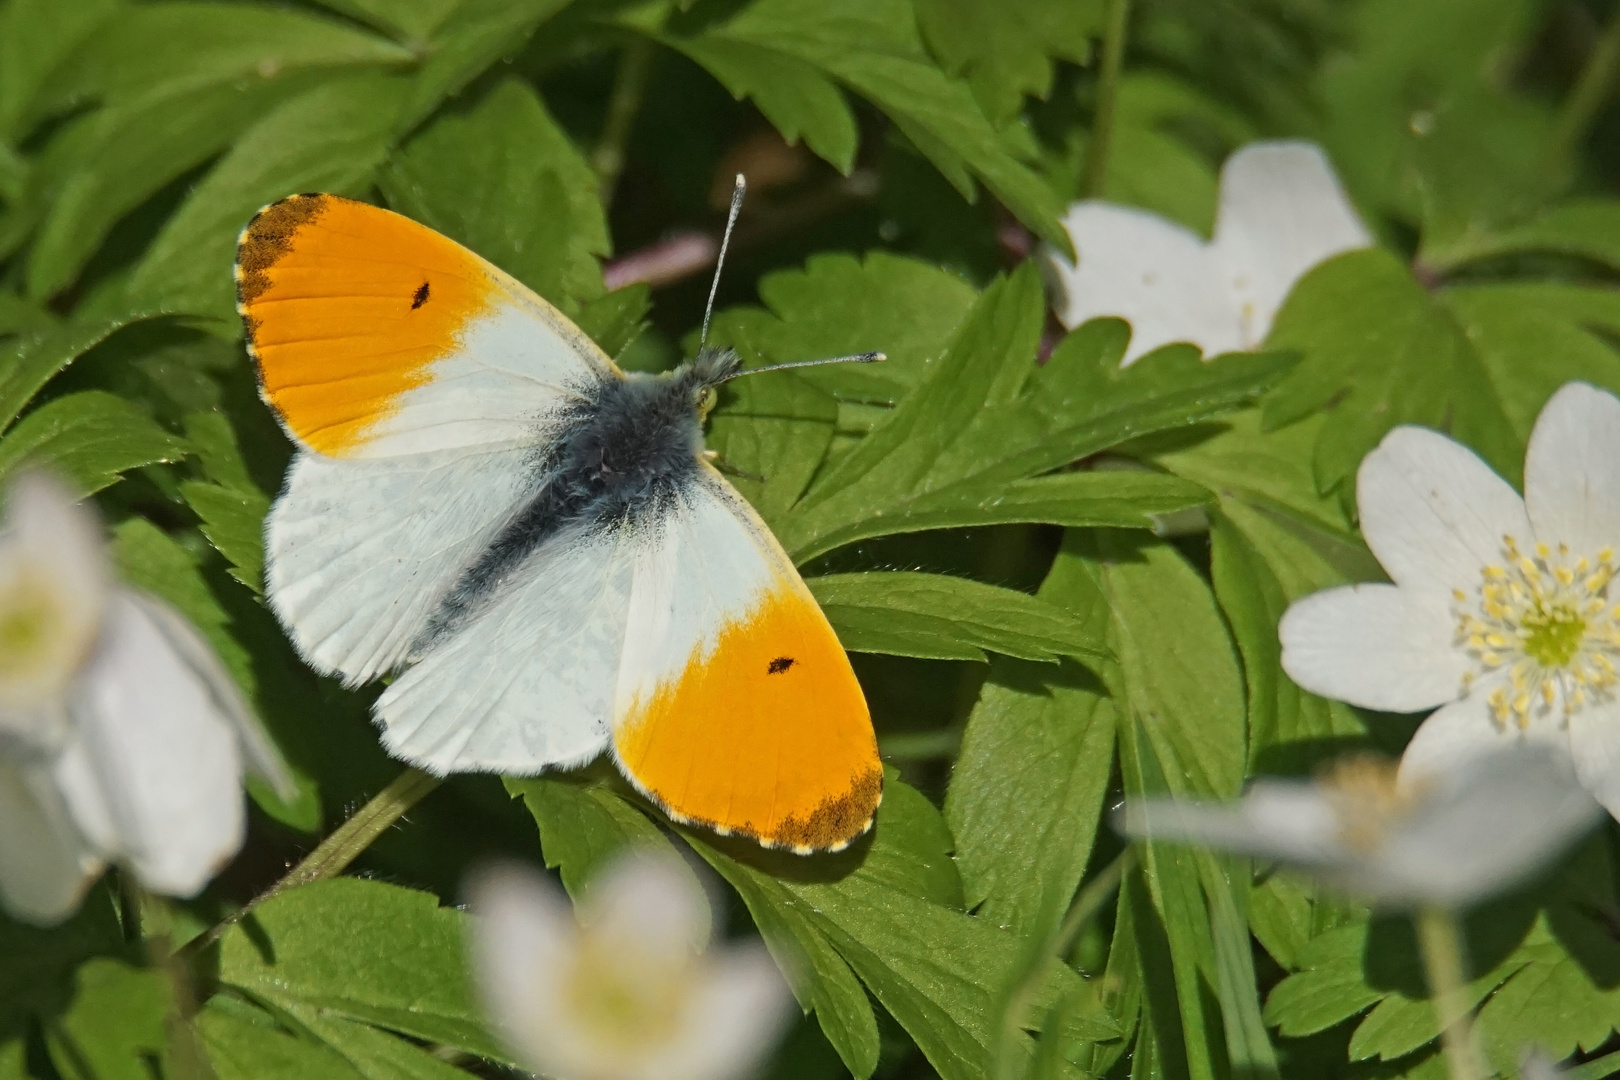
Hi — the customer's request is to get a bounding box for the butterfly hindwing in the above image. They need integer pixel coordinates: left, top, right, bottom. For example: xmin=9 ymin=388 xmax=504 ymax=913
xmin=612 ymin=470 xmax=882 ymax=853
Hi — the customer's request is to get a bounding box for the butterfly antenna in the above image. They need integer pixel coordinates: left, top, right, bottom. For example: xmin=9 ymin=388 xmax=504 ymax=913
xmin=700 ymin=173 xmax=746 ymax=353
xmin=717 ymin=352 xmax=887 ymax=383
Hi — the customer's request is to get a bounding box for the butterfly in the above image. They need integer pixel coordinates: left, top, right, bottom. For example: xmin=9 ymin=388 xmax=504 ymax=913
xmin=236 ymin=179 xmax=883 ymax=853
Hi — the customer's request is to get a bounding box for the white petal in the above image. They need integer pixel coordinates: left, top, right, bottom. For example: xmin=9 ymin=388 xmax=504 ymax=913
xmin=581 ymin=849 xmax=712 ymax=957
xmin=124 ymin=591 xmax=292 ymax=799
xmin=0 ymin=472 xmax=108 ymax=722
xmin=1045 ymin=201 xmax=1242 ymax=363
xmin=464 ymin=862 xmax=579 ymax=1073
xmin=1567 ymin=697 xmax=1620 ymax=821
xmin=0 ymin=758 xmax=102 ymax=924
xmin=643 ymin=943 xmax=795 ymax=1080
xmin=1378 ymin=744 xmax=1599 ymax=907
xmin=1396 ymin=686 xmax=1568 ymax=789
xmin=1523 ymin=382 xmax=1620 ymax=558
xmin=1118 ymin=785 xmax=1346 ymax=866
xmin=66 ymin=591 xmax=246 ymax=896
xmin=1212 ymin=141 xmax=1371 ymax=348
xmin=1356 ymin=425 xmax=1530 ymax=593
xmin=1279 ymin=584 xmax=1464 ymax=712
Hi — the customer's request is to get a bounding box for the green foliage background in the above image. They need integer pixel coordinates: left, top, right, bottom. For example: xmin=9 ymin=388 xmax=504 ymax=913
xmin=7 ymin=0 xmax=1620 ymax=1078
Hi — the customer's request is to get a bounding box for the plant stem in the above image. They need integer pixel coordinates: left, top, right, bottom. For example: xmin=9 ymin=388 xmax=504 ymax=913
xmin=1548 ymin=5 xmax=1620 ymax=177
xmin=991 ymin=848 xmax=1136 ymax=1080
xmin=124 ymin=880 xmax=217 ymax=1080
xmin=188 ymin=768 xmax=441 ymax=953
xmin=1415 ymin=906 xmax=1485 ymax=1080
xmin=592 ymin=37 xmax=656 ymax=209
xmin=1082 ymin=0 xmax=1132 ymax=199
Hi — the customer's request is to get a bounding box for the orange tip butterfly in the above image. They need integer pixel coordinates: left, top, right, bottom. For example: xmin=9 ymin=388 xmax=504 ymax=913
xmin=236 ymin=176 xmax=884 ymax=853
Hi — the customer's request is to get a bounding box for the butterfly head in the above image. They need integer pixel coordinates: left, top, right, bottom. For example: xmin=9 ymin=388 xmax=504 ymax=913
xmin=681 ymin=346 xmax=743 ymax=421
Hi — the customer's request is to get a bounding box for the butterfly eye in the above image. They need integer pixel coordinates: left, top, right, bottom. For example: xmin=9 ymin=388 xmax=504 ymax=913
xmin=699 ymin=386 xmax=719 ymax=417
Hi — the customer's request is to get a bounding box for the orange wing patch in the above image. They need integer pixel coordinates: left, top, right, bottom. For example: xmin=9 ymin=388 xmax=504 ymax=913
xmin=237 ymin=194 xmax=495 ymax=456
xmin=614 ymin=584 xmax=882 ymax=853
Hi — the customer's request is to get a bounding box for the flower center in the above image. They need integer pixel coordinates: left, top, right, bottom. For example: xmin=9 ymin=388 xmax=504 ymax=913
xmin=563 ymin=935 xmax=688 ymax=1052
xmin=1453 ymin=536 xmax=1620 ymax=729
xmin=1319 ymin=755 xmax=1415 ymax=851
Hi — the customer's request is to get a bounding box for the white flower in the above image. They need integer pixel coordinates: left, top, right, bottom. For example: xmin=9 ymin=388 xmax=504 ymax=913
xmin=0 ymin=473 xmax=290 ymax=924
xmin=1044 ymin=140 xmax=1372 ymax=364
xmin=1280 ymin=383 xmax=1620 ymax=819
xmin=1118 ymin=745 xmax=1599 ymax=908
xmin=467 ymin=852 xmax=794 ymax=1080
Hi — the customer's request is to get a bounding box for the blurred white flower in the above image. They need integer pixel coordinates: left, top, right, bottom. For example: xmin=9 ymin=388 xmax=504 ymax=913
xmin=0 ymin=472 xmax=290 ymax=924
xmin=1118 ymin=745 xmax=1599 ymax=908
xmin=1279 ymin=383 xmax=1620 ymax=817
xmin=1045 ymin=140 xmax=1371 ymax=364
xmin=467 ymin=852 xmax=794 ymax=1080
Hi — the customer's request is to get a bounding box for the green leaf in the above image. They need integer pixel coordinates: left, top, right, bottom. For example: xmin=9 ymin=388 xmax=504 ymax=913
xmin=180 ymin=412 xmax=272 ymax=594
xmin=275 ymin=1001 xmax=475 ymax=1080
xmin=1427 ymin=197 xmax=1620 ymax=273
xmin=503 ymin=771 xmax=688 ymax=899
xmin=128 ymin=73 xmax=413 ymax=322
xmin=0 ymin=313 xmax=158 ymax=433
xmin=667 ymin=35 xmax=858 ymax=173
xmin=706 ymin=371 xmax=838 ymax=529
xmin=686 ymin=775 xmax=1117 ymax=1080
xmin=399 ymin=0 xmax=575 ymax=127
xmin=808 ymin=570 xmax=1108 ymax=664
xmin=708 ymin=251 xmax=978 ymax=405
xmin=912 ymin=0 xmax=1101 ymax=124
xmin=0 ymin=0 xmax=120 ymax=140
xmin=944 ymin=537 xmax=1117 ymax=938
xmin=311 ymin=0 xmax=462 ymax=42
xmin=1262 ymin=248 xmax=1518 ymax=494
xmin=31 ymin=1 xmax=411 ymax=117
xmin=0 ymin=390 xmax=187 ymax=495
xmin=25 ymin=77 xmax=320 ymax=302
xmin=198 ymin=999 xmax=362 ymax=1080
xmin=380 ymin=77 xmax=607 ymax=310
xmin=1197 ymin=854 xmax=1279 ymax=1079
xmin=218 ymin=878 xmax=506 ymax=1060
xmin=45 ymin=960 xmax=169 ymax=1080
xmin=669 ymin=0 xmax=1069 ymax=250
xmin=1262 ymin=923 xmax=1383 ymax=1037
xmin=0 ymin=888 xmax=129 ymax=1035
xmin=1083 ymin=532 xmax=1248 ymax=799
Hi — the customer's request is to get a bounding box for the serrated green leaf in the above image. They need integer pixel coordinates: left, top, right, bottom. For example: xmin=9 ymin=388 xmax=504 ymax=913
xmin=912 ymin=0 xmax=1101 ymax=124
xmin=1262 ymin=248 xmax=1518 ymax=494
xmin=673 ymin=0 xmax=1069 ymax=250
xmin=0 ymin=390 xmax=187 ymax=494
xmin=809 ymin=569 xmax=1108 ymax=664
xmin=668 ymin=35 xmax=858 ymax=173
xmin=218 ymin=878 xmax=507 ymax=1060
xmin=574 ymin=284 xmax=651 ymax=361
xmin=128 ymin=73 xmax=412 ymax=322
xmin=944 ymin=536 xmax=1116 ymax=938
xmin=276 ymin=1001 xmax=474 ymax=1080
xmin=45 ymin=960 xmax=168 ymax=1080
xmin=503 ymin=771 xmax=687 ymax=899
xmin=686 ymin=775 xmax=1116 ymax=1080
xmin=707 ymin=373 xmax=839 ymax=531
xmin=1262 ymin=922 xmax=1382 ymax=1037
xmin=380 ymin=77 xmax=607 ymax=310
xmin=0 ymin=314 xmax=159 ymax=433
xmin=30 ymin=1 xmax=411 ymax=119
xmin=180 ymin=412 xmax=271 ymax=593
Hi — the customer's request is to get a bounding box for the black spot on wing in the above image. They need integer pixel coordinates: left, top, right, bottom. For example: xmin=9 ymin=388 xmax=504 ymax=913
xmin=411 ymin=281 xmax=430 ymax=309
xmin=768 ymin=656 xmax=795 ymax=674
